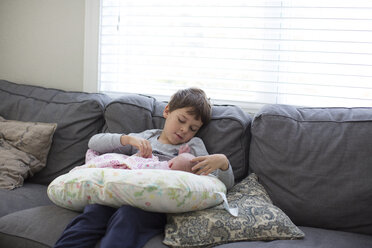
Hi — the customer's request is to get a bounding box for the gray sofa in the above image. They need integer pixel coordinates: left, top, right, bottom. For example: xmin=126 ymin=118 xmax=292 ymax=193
xmin=0 ymin=79 xmax=371 ymax=248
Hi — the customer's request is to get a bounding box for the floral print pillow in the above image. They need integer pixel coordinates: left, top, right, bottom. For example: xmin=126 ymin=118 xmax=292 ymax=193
xmin=47 ymin=168 xmax=226 ymax=213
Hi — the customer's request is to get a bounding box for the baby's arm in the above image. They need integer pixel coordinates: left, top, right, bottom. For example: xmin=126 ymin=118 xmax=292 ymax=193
xmin=178 ymin=144 xmax=191 ymax=154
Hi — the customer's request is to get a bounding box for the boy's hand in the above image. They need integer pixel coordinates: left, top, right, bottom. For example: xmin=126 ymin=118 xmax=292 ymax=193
xmin=120 ymin=135 xmax=152 ymax=158
xmin=191 ymin=154 xmax=229 ymax=175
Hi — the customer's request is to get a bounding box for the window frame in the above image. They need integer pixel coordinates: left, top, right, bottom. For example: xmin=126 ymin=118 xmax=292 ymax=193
xmin=83 ymin=0 xmax=101 ymax=94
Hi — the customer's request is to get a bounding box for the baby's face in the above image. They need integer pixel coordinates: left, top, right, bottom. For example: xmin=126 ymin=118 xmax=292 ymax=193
xmin=169 ymin=153 xmax=196 ymax=172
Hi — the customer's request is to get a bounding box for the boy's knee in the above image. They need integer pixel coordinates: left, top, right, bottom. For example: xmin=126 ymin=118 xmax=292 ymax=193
xmin=115 ymin=205 xmax=166 ymax=229
xmin=83 ymin=204 xmax=116 ymax=219
xmin=115 ymin=205 xmax=143 ymax=222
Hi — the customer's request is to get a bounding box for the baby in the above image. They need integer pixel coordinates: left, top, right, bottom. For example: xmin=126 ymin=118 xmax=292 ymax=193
xmin=168 ymin=153 xmax=196 ymax=172
xmin=71 ymin=149 xmax=197 ymax=173
xmin=122 ymin=152 xmax=196 ymax=172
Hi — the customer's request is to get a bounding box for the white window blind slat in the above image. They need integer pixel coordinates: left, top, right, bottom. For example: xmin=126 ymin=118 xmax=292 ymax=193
xmin=99 ymin=0 xmax=372 ymax=111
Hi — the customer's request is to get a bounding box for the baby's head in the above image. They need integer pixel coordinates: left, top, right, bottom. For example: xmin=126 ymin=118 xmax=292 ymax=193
xmin=168 ymin=153 xmax=196 ymax=173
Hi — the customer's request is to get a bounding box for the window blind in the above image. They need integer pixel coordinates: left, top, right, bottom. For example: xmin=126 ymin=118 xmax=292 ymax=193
xmin=99 ymin=0 xmax=372 ymax=111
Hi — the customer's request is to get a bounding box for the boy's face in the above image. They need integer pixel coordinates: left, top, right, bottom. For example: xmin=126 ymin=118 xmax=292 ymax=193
xmin=159 ymin=106 xmax=203 ymax=145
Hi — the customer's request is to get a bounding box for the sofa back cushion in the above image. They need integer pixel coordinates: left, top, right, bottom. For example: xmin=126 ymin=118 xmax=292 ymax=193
xmin=250 ymin=104 xmax=372 ymax=235
xmin=103 ymin=94 xmax=252 ymax=182
xmin=0 ymin=80 xmax=111 ymax=184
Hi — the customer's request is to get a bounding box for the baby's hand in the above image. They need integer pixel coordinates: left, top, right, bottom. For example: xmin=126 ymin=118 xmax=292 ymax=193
xmin=191 ymin=154 xmax=229 ymax=175
xmin=178 ymin=144 xmax=191 ymax=154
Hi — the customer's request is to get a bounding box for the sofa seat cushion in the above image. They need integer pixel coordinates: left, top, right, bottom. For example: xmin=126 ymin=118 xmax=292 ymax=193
xmin=0 ymin=183 xmax=52 ymax=217
xmin=0 ymin=205 xmax=80 ymax=248
xmin=2 ymin=207 xmax=371 ymax=248
xmin=213 ymin=227 xmax=372 ymax=248
xmin=250 ymin=104 xmax=372 ymax=235
xmin=0 ymin=80 xmax=111 ymax=184
xmin=143 ymin=226 xmax=372 ymax=248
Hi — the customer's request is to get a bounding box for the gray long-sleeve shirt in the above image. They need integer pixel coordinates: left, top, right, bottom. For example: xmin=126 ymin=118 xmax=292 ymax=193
xmin=88 ymin=129 xmax=234 ymax=190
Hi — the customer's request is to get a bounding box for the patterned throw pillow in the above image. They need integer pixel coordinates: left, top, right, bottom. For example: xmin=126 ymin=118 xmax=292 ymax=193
xmin=0 ymin=116 xmax=57 ymax=189
xmin=163 ymin=173 xmax=305 ymax=247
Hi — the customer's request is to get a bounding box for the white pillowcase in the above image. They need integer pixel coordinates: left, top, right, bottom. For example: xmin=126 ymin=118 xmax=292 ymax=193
xmin=47 ymin=168 xmax=227 ymax=213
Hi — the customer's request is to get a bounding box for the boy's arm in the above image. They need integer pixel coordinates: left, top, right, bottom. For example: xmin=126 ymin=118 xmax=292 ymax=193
xmin=88 ymin=131 xmax=155 ymax=157
xmin=192 ymin=154 xmax=235 ymax=190
xmin=120 ymin=134 xmax=152 ymax=158
xmin=213 ymin=158 xmax=235 ymax=190
xmin=88 ymin=133 xmax=127 ymax=153
xmin=188 ymin=137 xmax=235 ymax=190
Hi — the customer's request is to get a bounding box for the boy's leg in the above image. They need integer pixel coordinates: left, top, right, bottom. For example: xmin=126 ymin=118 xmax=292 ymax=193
xmin=54 ymin=204 xmax=116 ymax=248
xmin=101 ymin=205 xmax=166 ymax=248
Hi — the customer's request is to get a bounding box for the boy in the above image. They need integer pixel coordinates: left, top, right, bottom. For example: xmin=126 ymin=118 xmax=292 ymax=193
xmin=54 ymin=88 xmax=234 ymax=248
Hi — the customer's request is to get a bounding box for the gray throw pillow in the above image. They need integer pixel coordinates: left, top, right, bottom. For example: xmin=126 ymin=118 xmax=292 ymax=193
xmin=0 ymin=116 xmax=57 ymax=189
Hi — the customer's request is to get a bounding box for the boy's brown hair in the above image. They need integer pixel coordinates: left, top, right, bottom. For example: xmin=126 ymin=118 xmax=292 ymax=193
xmin=168 ymin=88 xmax=211 ymax=124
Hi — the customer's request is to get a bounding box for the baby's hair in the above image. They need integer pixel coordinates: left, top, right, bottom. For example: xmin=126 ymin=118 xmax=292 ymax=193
xmin=168 ymin=88 xmax=211 ymax=124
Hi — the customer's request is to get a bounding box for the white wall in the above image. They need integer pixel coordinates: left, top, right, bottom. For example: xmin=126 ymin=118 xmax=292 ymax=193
xmin=0 ymin=0 xmax=85 ymax=91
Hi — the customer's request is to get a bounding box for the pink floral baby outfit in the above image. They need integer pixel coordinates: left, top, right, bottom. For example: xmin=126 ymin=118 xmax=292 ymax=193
xmin=71 ymin=149 xmax=170 ymax=172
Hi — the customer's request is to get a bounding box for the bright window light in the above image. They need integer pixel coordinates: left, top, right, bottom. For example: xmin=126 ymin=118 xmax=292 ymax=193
xmin=98 ymin=0 xmax=372 ymax=111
